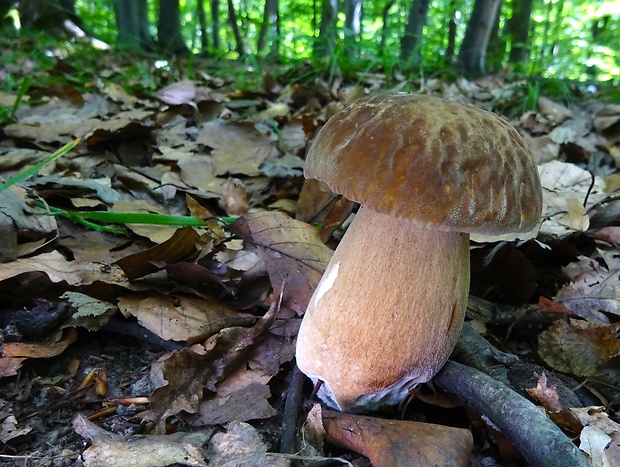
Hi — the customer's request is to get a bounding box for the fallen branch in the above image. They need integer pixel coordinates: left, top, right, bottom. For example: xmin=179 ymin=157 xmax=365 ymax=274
xmin=435 ymin=361 xmax=590 ymax=467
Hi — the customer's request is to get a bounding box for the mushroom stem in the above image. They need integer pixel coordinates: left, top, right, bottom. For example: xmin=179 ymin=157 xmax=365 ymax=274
xmin=296 ymin=206 xmax=470 ymax=411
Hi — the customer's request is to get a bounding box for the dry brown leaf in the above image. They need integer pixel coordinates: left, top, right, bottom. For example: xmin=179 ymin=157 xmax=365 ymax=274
xmin=115 ymin=226 xmax=200 ymax=280
xmin=186 ymin=368 xmax=276 ymax=426
xmin=118 ymin=293 xmax=254 ymax=342
xmin=221 ymin=177 xmax=249 ymax=215
xmin=539 ymin=160 xmax=606 ymax=236
xmin=526 ymin=373 xmax=583 ymax=433
xmin=1 ymin=328 xmax=78 ymax=377
xmin=0 ymin=250 xmax=125 ymax=285
xmin=155 ymin=80 xmax=197 ymax=107
xmin=145 ymin=304 xmax=278 ymax=433
xmin=555 ymin=249 xmax=620 ymax=322
xmin=538 ymin=97 xmax=573 ymax=125
xmin=230 ymin=210 xmax=333 ymax=314
xmin=538 ymin=319 xmax=620 ymax=385
xmin=73 ymin=414 xmax=208 ymax=467
xmin=197 ymin=120 xmax=279 ymax=176
xmin=321 ymin=410 xmax=473 ymax=467
xmin=1 ymin=415 xmax=32 ymax=443
xmin=208 ymin=421 xmax=289 ymax=467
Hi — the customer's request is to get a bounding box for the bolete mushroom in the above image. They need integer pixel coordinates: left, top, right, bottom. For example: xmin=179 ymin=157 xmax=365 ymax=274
xmin=296 ymin=93 xmax=543 ymax=412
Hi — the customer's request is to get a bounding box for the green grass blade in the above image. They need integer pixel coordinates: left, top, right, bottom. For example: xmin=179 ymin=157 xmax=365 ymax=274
xmin=0 ymin=137 xmax=82 ymax=193
xmin=10 ymin=77 xmax=30 ymax=120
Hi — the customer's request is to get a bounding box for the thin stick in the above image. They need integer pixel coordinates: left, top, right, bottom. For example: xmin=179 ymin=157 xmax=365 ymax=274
xmin=279 ymin=365 xmax=307 ymax=454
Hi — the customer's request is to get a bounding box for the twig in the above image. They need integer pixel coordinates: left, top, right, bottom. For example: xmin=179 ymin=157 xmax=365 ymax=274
xmin=279 ymin=364 xmax=307 ymax=454
xmin=435 ymin=361 xmax=590 ymax=467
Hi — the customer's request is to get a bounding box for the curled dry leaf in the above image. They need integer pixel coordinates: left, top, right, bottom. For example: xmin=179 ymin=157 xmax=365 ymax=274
xmin=155 ymin=79 xmax=197 ymax=107
xmin=230 ymin=210 xmax=333 ymax=314
xmin=115 ymin=226 xmax=201 ymax=280
xmin=321 ymin=409 xmax=472 ymax=467
xmin=1 ymin=328 xmax=78 ymax=377
xmin=539 ymin=160 xmax=606 ymax=237
xmin=526 ymin=373 xmax=583 ymax=434
xmin=538 ymin=96 xmax=573 ymax=125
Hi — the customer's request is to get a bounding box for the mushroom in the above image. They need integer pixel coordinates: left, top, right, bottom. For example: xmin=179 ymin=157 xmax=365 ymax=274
xmin=295 ymin=93 xmax=543 ymax=412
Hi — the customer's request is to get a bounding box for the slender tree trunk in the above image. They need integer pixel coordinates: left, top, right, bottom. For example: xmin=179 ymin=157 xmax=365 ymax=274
xmin=400 ymin=0 xmax=431 ymax=66
xmin=269 ymin=1 xmax=281 ymax=59
xmin=197 ymin=0 xmax=208 ymax=52
xmin=314 ymin=0 xmax=338 ymax=59
xmin=457 ymin=0 xmax=502 ymax=76
xmin=115 ymin=0 xmax=152 ymax=51
xmin=227 ymin=0 xmax=245 ymax=56
xmin=445 ymin=1 xmax=457 ymax=63
xmin=158 ymin=0 xmax=189 ymax=54
xmin=486 ymin=3 xmax=504 ymax=71
xmin=506 ymin=0 xmax=533 ymax=66
xmin=343 ymin=0 xmax=362 ymax=59
xmin=211 ymin=0 xmax=220 ymax=51
xmin=379 ymin=0 xmax=395 ymax=55
xmin=257 ymin=0 xmax=279 ymax=56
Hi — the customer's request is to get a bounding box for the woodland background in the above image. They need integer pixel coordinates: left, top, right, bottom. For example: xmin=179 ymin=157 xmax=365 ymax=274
xmin=0 ymin=0 xmax=618 ymax=82
xmin=0 ymin=1 xmax=619 ymax=467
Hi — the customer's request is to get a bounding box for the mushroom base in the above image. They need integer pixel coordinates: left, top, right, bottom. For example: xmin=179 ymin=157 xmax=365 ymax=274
xmin=295 ymin=206 xmax=470 ymax=412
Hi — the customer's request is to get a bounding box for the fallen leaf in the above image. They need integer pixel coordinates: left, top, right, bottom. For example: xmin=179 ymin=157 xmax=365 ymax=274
xmin=197 ymin=120 xmax=279 ymax=176
xmin=208 ymin=421 xmax=288 ymax=467
xmin=230 ymin=210 xmax=333 ymax=314
xmin=118 ymin=293 xmax=254 ymax=342
xmin=73 ymin=414 xmax=208 ymax=467
xmin=1 ymin=328 xmax=78 ymax=377
xmin=538 ymin=319 xmax=620 ymax=385
xmin=186 ymin=368 xmax=276 ymax=426
xmin=115 ymin=226 xmax=200 ymax=280
xmin=321 ymin=409 xmax=473 ymax=467
xmin=554 ymin=249 xmax=620 ymax=322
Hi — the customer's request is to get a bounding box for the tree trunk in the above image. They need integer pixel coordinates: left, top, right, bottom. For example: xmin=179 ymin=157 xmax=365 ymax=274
xmin=257 ymin=0 xmax=279 ymax=56
xmin=211 ymin=0 xmax=220 ymax=51
xmin=115 ymin=0 xmax=153 ymax=51
xmin=158 ymin=0 xmax=189 ymax=55
xmin=227 ymin=0 xmax=245 ymax=56
xmin=506 ymin=0 xmax=533 ymax=66
xmin=379 ymin=0 xmax=395 ymax=55
xmin=457 ymin=0 xmax=502 ymax=77
xmin=445 ymin=1 xmax=457 ymax=63
xmin=400 ymin=0 xmax=431 ymax=66
xmin=196 ymin=0 xmax=208 ymax=52
xmin=343 ymin=0 xmax=362 ymax=59
xmin=19 ymin=0 xmax=79 ymax=32
xmin=314 ymin=0 xmax=338 ymax=60
xmin=486 ymin=4 xmax=505 ymax=71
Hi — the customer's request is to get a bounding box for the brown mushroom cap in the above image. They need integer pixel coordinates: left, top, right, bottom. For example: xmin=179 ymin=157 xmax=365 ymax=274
xmin=305 ymin=93 xmax=543 ymax=235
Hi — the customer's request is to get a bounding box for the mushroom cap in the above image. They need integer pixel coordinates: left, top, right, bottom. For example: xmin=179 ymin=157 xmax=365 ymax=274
xmin=305 ymin=93 xmax=543 ymax=235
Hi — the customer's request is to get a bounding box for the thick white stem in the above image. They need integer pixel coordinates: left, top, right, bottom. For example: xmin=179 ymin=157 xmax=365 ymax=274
xmin=296 ymin=206 xmax=470 ymax=411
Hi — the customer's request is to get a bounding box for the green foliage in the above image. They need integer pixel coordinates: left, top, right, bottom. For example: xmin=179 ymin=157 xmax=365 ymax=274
xmin=2 ymin=0 xmax=618 ymax=86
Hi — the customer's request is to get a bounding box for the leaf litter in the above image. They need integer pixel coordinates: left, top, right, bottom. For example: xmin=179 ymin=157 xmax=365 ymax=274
xmin=0 ymin=54 xmax=619 ymax=466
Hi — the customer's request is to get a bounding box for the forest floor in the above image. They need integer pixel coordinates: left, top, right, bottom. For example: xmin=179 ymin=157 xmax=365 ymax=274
xmin=1 ymin=40 xmax=620 ymax=467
